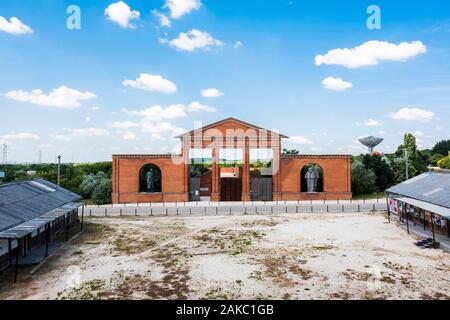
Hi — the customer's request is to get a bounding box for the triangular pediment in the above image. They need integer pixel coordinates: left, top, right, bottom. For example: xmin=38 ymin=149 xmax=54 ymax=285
xmin=175 ymin=117 xmax=288 ymax=139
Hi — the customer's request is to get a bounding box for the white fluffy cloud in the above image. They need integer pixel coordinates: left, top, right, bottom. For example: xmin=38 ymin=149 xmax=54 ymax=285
xmin=122 ymin=104 xmax=187 ymax=121
xmin=315 ymin=40 xmax=427 ymax=69
xmin=164 ymin=0 xmax=201 ymax=19
xmin=233 ymin=41 xmax=243 ymax=49
xmin=166 ymin=29 xmax=223 ymax=52
xmin=322 ymin=77 xmax=353 ymax=91
xmin=152 ymin=10 xmax=171 ymax=27
xmin=105 ymin=1 xmax=140 ymax=29
xmin=123 ymin=132 xmax=136 ymax=140
xmin=108 ymin=121 xmax=140 ymax=129
xmin=0 ymin=16 xmax=33 ymax=35
xmin=289 ymin=136 xmax=313 ymax=145
xmin=1 ymin=133 xmax=40 ymax=141
xmin=63 ymin=128 xmax=109 ymax=137
xmin=5 ymin=85 xmax=96 ymax=109
xmin=122 ymin=73 xmax=177 ymax=94
xmin=201 ymin=88 xmax=224 ymax=98
xmin=364 ymin=119 xmax=382 ymax=127
xmin=115 ymin=102 xmax=215 ymax=137
xmin=186 ymin=101 xmax=217 ymax=112
xmin=389 ymin=108 xmax=435 ymax=122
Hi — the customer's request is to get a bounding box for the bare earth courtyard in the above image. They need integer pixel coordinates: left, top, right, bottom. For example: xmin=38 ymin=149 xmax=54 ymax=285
xmin=1 ymin=212 xmax=449 ymax=300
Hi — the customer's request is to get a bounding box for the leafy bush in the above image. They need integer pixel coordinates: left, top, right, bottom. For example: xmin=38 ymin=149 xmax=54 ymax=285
xmin=438 ymin=156 xmax=450 ymax=169
xmin=91 ymin=178 xmax=112 ymax=205
xmin=362 ymin=154 xmax=395 ymax=192
xmin=351 ymin=161 xmax=376 ymax=196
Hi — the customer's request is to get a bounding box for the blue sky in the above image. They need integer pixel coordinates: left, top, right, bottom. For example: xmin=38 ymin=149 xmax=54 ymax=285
xmin=1 ymin=0 xmax=449 ymax=163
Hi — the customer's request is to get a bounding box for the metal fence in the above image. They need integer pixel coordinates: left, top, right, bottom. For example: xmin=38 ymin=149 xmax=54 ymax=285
xmin=80 ymin=201 xmax=388 ymax=217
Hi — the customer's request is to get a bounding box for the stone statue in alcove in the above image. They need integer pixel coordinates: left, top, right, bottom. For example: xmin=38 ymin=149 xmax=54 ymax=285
xmin=146 ymin=168 xmax=159 ymax=192
xmin=305 ymin=167 xmax=320 ymax=193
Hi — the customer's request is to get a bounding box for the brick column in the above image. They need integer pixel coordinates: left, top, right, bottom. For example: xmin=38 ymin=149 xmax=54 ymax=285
xmin=211 ymin=147 xmax=220 ymax=201
xmin=242 ymin=140 xmax=251 ymax=201
xmin=183 ymin=147 xmax=190 ymax=198
xmin=272 ymin=145 xmax=282 ymax=200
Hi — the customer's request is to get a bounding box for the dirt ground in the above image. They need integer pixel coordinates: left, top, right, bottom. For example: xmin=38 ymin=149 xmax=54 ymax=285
xmin=1 ymin=212 xmax=449 ymax=300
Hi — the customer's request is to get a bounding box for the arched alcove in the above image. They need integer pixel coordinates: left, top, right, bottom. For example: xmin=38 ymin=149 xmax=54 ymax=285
xmin=300 ymin=164 xmax=324 ymax=193
xmin=139 ymin=164 xmax=162 ymax=193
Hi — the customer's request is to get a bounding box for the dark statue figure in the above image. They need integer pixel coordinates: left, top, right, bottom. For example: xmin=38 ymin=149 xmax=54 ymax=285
xmin=146 ymin=168 xmax=160 ymax=192
xmin=305 ymin=167 xmax=320 ymax=193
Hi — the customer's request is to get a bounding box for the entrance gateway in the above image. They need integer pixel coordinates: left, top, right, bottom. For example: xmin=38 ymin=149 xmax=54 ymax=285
xmin=111 ymin=118 xmax=352 ymax=203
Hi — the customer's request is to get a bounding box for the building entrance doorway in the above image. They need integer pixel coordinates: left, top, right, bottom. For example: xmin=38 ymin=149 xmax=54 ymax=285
xmin=251 ymin=177 xmax=273 ymax=201
xmin=220 ymin=178 xmax=242 ymax=201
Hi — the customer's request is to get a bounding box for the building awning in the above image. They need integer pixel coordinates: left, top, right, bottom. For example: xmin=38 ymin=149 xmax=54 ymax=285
xmin=393 ymin=197 xmax=450 ymax=218
xmin=0 ymin=202 xmax=80 ymax=240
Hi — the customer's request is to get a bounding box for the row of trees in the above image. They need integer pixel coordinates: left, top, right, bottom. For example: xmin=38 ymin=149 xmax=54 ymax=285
xmin=352 ymin=136 xmax=450 ymax=196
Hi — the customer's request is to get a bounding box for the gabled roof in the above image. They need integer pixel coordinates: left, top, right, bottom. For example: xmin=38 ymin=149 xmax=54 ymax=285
xmin=175 ymin=117 xmax=289 ymax=139
xmin=386 ymin=172 xmax=450 ymax=210
xmin=0 ymin=179 xmax=81 ymax=233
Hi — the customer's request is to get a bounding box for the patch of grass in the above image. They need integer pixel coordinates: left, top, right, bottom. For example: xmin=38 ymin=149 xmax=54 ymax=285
xmin=193 ymin=228 xmax=265 ymax=255
xmin=288 ymin=265 xmax=313 ymax=280
xmin=202 ymin=287 xmax=236 ymax=300
xmin=59 ymin=279 xmax=106 ymax=300
xmin=241 ymin=219 xmax=279 ymax=228
xmin=329 ymin=291 xmax=351 ymax=300
xmin=341 ymin=269 xmax=373 ymax=282
xmin=72 ymin=250 xmax=84 ymax=256
xmin=383 ymin=261 xmax=411 ymax=271
xmin=311 ymin=245 xmax=335 ymax=251
xmin=112 ymin=235 xmax=156 ymax=255
xmin=380 ymin=275 xmax=396 ymax=284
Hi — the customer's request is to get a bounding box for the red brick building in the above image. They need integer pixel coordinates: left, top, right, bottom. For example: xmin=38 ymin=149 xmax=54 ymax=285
xmin=112 ymin=118 xmax=352 ymax=203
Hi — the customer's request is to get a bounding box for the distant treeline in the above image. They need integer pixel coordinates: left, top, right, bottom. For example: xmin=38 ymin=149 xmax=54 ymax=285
xmin=0 ymin=162 xmax=112 ymax=196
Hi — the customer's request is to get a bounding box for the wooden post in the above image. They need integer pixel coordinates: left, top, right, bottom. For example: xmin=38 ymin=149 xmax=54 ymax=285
xmin=80 ymin=205 xmax=84 ymax=231
xmin=431 ymin=213 xmax=436 ymax=242
xmin=406 ymin=209 xmax=410 ymax=234
xmin=45 ymin=224 xmax=50 ymax=258
xmin=65 ymin=213 xmax=69 ymax=241
xmin=423 ymin=210 xmax=427 ymax=230
xmin=386 ymin=197 xmax=390 ymax=223
xmin=14 ymin=238 xmax=21 ymax=283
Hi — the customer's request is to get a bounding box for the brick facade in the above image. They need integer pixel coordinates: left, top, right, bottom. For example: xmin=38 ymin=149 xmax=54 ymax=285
xmin=112 ymin=118 xmax=352 ymax=203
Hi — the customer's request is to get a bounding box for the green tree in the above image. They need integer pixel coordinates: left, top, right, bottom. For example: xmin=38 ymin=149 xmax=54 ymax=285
xmin=362 ymin=154 xmax=395 ymax=191
xmin=80 ymin=172 xmax=109 ymax=198
xmin=430 ymin=154 xmax=445 ymax=166
xmin=91 ymin=178 xmax=112 ymax=204
xmin=438 ymin=156 xmax=450 ymax=169
xmin=351 ymin=161 xmax=376 ymax=196
xmin=432 ymin=140 xmax=450 ymax=157
xmin=393 ymin=133 xmax=428 ymax=182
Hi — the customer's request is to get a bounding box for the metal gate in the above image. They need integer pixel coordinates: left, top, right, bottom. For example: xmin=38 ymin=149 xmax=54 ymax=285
xmin=251 ymin=177 xmax=273 ymax=201
xmin=190 ymin=177 xmax=201 ymax=201
xmin=220 ymin=178 xmax=242 ymax=201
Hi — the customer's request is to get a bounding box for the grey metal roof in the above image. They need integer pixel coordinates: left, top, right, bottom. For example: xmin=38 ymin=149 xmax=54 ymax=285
xmin=386 ymin=172 xmax=450 ymax=209
xmin=0 ymin=179 xmax=81 ymax=233
xmin=0 ymin=202 xmax=80 ymax=239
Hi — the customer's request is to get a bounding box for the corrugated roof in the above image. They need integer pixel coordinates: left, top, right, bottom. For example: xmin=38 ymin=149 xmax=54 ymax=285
xmin=0 ymin=179 xmax=81 ymax=233
xmin=386 ymin=172 xmax=450 ymax=209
